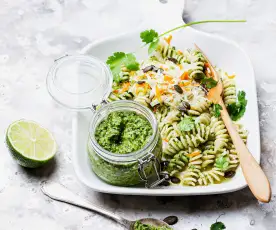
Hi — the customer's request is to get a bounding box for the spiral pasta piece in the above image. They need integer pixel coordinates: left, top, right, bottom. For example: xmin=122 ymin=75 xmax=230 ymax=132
xmin=155 ymin=105 xmax=169 ymax=123
xmin=189 ymin=50 xmax=206 ymax=80
xmin=196 ymin=112 xmax=211 ymax=126
xmin=107 ymin=92 xmax=133 ymax=102
xmin=201 ymin=141 xmax=216 ymax=168
xmin=167 ymin=150 xmax=189 ymax=176
xmin=223 ymin=78 xmax=236 ymax=106
xmin=157 ymin=41 xmax=188 ymax=63
xmin=210 ymin=116 xmax=229 ymax=153
xmin=188 ymin=98 xmax=212 ymax=116
xmin=197 ymin=167 xmax=224 ymax=186
xmin=181 ymin=168 xmax=200 ymax=186
xmin=133 ymin=95 xmax=150 ymax=107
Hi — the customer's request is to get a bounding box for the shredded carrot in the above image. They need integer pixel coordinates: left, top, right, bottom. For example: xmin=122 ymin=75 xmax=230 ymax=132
xmin=178 ymin=64 xmax=183 ymax=70
xmin=177 ymin=50 xmax=183 ymax=55
xmin=204 ymin=62 xmax=209 ymax=68
xmin=121 ymin=82 xmax=130 ymax=93
xmin=155 ymin=85 xmax=162 ymax=103
xmin=164 ymin=75 xmax=173 ymax=83
xmin=164 ymin=35 xmax=172 ymax=44
xmin=180 ymin=71 xmax=189 ymax=80
xmin=113 ymin=89 xmax=119 ymax=94
xmin=187 ymin=151 xmax=200 ymax=158
xmin=162 ymin=138 xmax=169 ymax=142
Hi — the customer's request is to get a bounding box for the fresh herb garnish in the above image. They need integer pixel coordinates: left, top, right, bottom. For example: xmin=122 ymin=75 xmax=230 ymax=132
xmin=140 ymin=20 xmax=246 ymax=54
xmin=140 ymin=29 xmax=159 ymax=44
xmin=201 ymin=77 xmax=218 ymax=89
xmin=179 ymin=117 xmax=195 ymax=132
xmin=213 ymin=104 xmax=222 ymax=117
xmin=227 ymin=90 xmax=247 ymax=121
xmin=215 ymin=155 xmax=229 ymax=171
xmin=106 ymin=52 xmax=139 ymax=82
xmin=140 ymin=29 xmax=159 ymax=54
xmin=210 ymin=221 xmax=226 ymax=230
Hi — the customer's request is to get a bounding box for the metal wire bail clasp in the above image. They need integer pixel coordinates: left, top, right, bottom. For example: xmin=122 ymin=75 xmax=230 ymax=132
xmin=138 ymin=153 xmax=170 ymax=188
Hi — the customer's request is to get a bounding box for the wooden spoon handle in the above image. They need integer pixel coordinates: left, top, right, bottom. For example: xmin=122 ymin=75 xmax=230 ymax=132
xmin=219 ymin=98 xmax=271 ymax=203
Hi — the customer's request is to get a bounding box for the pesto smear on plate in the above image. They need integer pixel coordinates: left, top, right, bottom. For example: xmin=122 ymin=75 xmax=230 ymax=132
xmin=134 ymin=221 xmax=173 ymax=230
xmin=95 ymin=111 xmax=153 ymax=154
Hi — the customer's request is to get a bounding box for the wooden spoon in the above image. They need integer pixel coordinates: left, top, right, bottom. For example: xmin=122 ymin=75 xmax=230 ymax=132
xmin=195 ymin=44 xmax=271 ymax=203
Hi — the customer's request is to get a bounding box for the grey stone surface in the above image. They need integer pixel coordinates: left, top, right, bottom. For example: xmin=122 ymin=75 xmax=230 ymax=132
xmin=0 ymin=0 xmax=275 ymax=229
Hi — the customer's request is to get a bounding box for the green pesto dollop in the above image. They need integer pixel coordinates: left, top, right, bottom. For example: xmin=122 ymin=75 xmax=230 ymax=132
xmin=134 ymin=221 xmax=173 ymax=230
xmin=95 ymin=111 xmax=153 ymax=154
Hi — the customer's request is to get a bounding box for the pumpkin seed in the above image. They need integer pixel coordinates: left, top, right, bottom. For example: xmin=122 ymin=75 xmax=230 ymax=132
xmin=174 ymin=84 xmax=183 ymax=94
xmin=167 ymin=57 xmax=178 ymax=64
xmin=143 ymin=65 xmax=158 ymax=73
xmin=224 ymin=171 xmax=236 ymax=178
xmin=163 ymin=216 xmax=178 ymax=225
xmin=178 ymin=101 xmax=190 ymax=113
xmin=170 ymin=176 xmax=180 ymax=184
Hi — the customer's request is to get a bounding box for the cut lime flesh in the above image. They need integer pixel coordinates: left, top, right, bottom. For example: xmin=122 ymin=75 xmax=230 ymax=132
xmin=6 ymin=120 xmax=57 ymax=168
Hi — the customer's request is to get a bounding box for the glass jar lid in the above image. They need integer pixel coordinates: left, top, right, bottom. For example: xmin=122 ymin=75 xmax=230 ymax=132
xmin=46 ymin=55 xmax=113 ymax=110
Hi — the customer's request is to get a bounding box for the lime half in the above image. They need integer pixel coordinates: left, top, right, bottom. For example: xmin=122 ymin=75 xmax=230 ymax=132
xmin=6 ymin=120 xmax=57 ymax=168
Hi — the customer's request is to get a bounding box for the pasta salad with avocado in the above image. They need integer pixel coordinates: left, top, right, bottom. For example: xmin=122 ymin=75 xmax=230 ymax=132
xmin=106 ymin=31 xmax=248 ymax=187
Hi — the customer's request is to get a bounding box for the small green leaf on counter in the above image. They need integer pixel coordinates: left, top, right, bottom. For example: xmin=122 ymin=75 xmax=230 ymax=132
xmin=227 ymin=90 xmax=247 ymax=121
xmin=140 ymin=29 xmax=159 ymax=44
xmin=210 ymin=221 xmax=226 ymax=230
xmin=213 ymin=104 xmax=222 ymax=117
xmin=106 ymin=52 xmax=139 ymax=82
xmin=201 ymin=77 xmax=218 ymax=89
xmin=179 ymin=117 xmax=195 ymax=132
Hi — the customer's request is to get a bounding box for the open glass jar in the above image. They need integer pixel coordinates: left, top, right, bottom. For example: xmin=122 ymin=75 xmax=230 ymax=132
xmin=47 ymin=55 xmax=168 ymax=188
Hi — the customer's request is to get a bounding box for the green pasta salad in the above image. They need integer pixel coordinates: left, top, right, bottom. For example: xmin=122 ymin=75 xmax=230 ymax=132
xmin=106 ymin=33 xmax=248 ymax=187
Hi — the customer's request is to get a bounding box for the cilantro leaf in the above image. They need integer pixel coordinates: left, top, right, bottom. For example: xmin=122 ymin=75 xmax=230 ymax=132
xmin=215 ymin=155 xmax=229 ymax=171
xmin=210 ymin=222 xmax=226 ymax=230
xmin=227 ymin=91 xmax=247 ymax=121
xmin=106 ymin=52 xmax=139 ymax=83
xmin=179 ymin=117 xmax=195 ymax=132
xmin=213 ymin=104 xmax=222 ymax=118
xmin=201 ymin=77 xmax=218 ymax=89
xmin=124 ymin=53 xmax=139 ymax=71
xmin=140 ymin=29 xmax=159 ymax=44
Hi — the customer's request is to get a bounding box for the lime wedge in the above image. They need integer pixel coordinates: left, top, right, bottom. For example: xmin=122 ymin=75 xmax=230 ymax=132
xmin=6 ymin=120 xmax=57 ymax=168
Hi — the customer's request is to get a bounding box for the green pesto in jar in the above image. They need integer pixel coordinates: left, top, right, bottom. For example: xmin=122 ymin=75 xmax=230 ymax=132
xmin=133 ymin=221 xmax=173 ymax=230
xmin=95 ymin=111 xmax=153 ymax=154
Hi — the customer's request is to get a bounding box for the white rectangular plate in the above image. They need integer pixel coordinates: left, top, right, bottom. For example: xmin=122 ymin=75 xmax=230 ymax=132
xmin=72 ymin=1 xmax=260 ymax=195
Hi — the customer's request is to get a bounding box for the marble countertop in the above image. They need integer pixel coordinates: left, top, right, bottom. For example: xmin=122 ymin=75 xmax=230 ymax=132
xmin=0 ymin=0 xmax=276 ymax=229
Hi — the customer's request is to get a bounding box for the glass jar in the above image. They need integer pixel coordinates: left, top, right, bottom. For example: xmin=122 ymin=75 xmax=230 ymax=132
xmin=47 ymin=55 xmax=166 ymax=188
xmin=88 ymin=100 xmax=162 ymax=186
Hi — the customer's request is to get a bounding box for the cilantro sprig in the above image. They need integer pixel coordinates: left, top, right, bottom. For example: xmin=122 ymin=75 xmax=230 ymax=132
xmin=140 ymin=20 xmax=246 ymax=53
xmin=179 ymin=117 xmax=195 ymax=132
xmin=213 ymin=104 xmax=222 ymax=118
xmin=215 ymin=155 xmax=229 ymax=171
xmin=227 ymin=91 xmax=247 ymax=121
xmin=106 ymin=52 xmax=139 ymax=83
